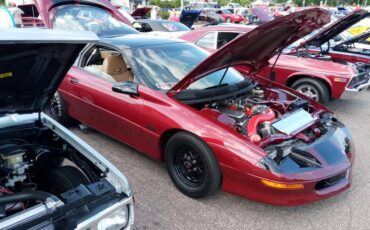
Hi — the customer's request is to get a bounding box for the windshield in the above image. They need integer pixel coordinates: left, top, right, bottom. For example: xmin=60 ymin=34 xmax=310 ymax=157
xmin=52 ymin=5 xmax=138 ymax=36
xmin=126 ymin=43 xmax=244 ymax=91
xmin=161 ymin=22 xmax=190 ymax=32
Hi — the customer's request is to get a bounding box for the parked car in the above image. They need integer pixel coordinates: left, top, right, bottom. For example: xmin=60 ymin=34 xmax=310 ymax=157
xmin=0 ymin=28 xmax=135 ymax=229
xmin=215 ymin=9 xmax=245 ymax=23
xmin=45 ymin=9 xmax=355 ymax=206
xmin=192 ymin=8 xmax=225 ymax=28
xmin=181 ymin=13 xmax=370 ymax=104
xmin=286 ymin=10 xmax=370 ymax=64
xmin=132 ymin=19 xmax=190 ymax=38
xmin=35 ymin=0 xmax=133 ymax=30
xmin=179 ymin=24 xmax=255 ymax=52
xmin=17 ymin=4 xmax=45 ymax=28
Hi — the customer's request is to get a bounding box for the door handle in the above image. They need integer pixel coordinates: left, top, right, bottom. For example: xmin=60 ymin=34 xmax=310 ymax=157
xmin=70 ymin=78 xmax=79 ymax=85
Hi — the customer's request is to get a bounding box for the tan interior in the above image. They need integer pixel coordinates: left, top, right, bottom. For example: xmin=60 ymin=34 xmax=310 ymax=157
xmin=86 ymin=50 xmax=134 ymax=83
xmin=102 ymin=53 xmax=134 ymax=82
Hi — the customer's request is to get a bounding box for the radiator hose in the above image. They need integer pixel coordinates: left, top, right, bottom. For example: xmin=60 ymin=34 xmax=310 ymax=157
xmin=0 ymin=191 xmax=52 ymax=205
xmin=247 ymin=108 xmax=276 ymax=143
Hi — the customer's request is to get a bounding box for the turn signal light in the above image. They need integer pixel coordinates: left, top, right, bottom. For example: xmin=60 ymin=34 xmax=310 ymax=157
xmin=261 ymin=180 xmax=304 ymax=190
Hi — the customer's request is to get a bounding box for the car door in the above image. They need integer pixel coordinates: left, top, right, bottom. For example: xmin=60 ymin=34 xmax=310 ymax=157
xmin=61 ymin=44 xmax=145 ymax=150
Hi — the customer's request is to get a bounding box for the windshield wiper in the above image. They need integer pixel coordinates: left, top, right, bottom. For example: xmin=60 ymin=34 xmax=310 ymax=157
xmin=204 ymin=83 xmax=229 ymax=90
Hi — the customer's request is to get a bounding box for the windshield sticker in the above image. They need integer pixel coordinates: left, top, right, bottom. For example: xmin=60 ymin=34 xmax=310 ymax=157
xmin=156 ymin=83 xmax=176 ymax=90
xmin=0 ymin=72 xmax=12 ymax=79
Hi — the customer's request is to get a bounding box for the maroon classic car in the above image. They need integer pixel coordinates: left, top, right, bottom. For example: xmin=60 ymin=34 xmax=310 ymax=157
xmin=42 ymin=6 xmax=355 ymax=206
xmin=286 ymin=10 xmax=370 ymax=65
xmin=180 ymin=13 xmax=370 ymax=104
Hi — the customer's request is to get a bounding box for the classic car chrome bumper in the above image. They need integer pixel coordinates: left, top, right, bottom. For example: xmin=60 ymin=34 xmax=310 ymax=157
xmin=341 ymin=77 xmax=370 ymax=98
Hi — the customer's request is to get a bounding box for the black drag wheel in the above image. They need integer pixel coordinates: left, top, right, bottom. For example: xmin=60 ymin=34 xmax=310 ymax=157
xmin=291 ymin=78 xmax=330 ymax=104
xmin=45 ymin=91 xmax=75 ymax=126
xmin=165 ymin=132 xmax=221 ymax=198
xmin=48 ymin=166 xmax=89 ymax=195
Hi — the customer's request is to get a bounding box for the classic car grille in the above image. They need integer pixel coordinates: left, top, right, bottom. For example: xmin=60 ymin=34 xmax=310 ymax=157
xmin=348 ymin=72 xmax=370 ymax=89
xmin=315 ymin=171 xmax=346 ymax=190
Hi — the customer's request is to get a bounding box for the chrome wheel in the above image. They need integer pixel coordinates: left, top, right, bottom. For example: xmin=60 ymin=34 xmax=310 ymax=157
xmin=46 ymin=93 xmax=62 ymax=118
xmin=296 ymin=85 xmax=319 ymax=101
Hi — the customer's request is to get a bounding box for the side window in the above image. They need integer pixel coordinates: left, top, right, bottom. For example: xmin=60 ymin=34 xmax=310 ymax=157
xmin=195 ymin=32 xmax=216 ymax=49
xmin=217 ymin=32 xmax=241 ymax=49
xmin=81 ymin=46 xmax=134 ymax=83
xmin=140 ymin=22 xmax=153 ymax=32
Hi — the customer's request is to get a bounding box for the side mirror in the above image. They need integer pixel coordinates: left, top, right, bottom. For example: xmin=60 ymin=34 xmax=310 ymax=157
xmin=112 ymin=81 xmax=139 ymax=96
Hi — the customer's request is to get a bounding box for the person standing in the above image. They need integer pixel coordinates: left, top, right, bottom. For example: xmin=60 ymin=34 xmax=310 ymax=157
xmin=7 ymin=3 xmax=24 ymax=27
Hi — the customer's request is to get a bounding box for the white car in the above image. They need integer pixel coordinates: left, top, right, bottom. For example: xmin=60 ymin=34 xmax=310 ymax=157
xmin=0 ymin=29 xmax=135 ymax=230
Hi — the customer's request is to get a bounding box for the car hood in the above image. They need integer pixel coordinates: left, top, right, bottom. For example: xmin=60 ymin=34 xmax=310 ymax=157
xmin=296 ymin=9 xmax=369 ymax=48
xmin=168 ymin=8 xmax=331 ymax=95
xmin=18 ymin=4 xmax=39 ymax=17
xmin=35 ymin=0 xmax=132 ymax=27
xmin=334 ymin=30 xmax=370 ymax=48
xmin=180 ymin=9 xmax=202 ymax=28
xmin=0 ymin=29 xmax=98 ymax=115
xmin=131 ymin=7 xmax=151 ymax=18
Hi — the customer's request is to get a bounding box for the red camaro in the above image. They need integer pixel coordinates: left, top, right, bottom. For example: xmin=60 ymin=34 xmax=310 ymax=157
xmin=181 ymin=12 xmax=370 ymax=104
xmin=40 ymin=2 xmax=354 ymax=205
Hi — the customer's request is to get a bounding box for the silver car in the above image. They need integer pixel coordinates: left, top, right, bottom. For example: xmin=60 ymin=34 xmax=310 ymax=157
xmin=0 ymin=29 xmax=135 ymax=230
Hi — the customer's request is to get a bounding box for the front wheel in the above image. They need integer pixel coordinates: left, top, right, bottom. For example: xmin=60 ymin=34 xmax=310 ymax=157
xmin=291 ymin=78 xmax=330 ymax=104
xmin=165 ymin=132 xmax=221 ymax=198
xmin=226 ymin=17 xmax=232 ymax=23
xmin=44 ymin=91 xmax=75 ymax=126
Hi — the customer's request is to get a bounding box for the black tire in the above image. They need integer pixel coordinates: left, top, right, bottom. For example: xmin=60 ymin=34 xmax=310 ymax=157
xmin=165 ymin=132 xmax=221 ymax=198
xmin=48 ymin=166 xmax=89 ymax=195
xmin=45 ymin=91 xmax=75 ymax=126
xmin=291 ymin=78 xmax=330 ymax=104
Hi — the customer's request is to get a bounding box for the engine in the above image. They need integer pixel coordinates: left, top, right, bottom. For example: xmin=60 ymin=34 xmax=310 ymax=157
xmin=200 ymin=85 xmax=326 ymax=147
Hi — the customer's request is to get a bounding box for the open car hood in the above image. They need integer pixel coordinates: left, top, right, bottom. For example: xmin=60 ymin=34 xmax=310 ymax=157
xmin=168 ymin=8 xmax=331 ymax=95
xmin=35 ymin=0 xmax=132 ymax=27
xmin=0 ymin=29 xmax=98 ymax=115
xmin=296 ymin=9 xmax=369 ymax=49
xmin=131 ymin=7 xmax=151 ymax=18
xmin=18 ymin=4 xmax=40 ymax=17
xmin=335 ymin=30 xmax=370 ymax=48
xmin=180 ymin=9 xmax=201 ymax=28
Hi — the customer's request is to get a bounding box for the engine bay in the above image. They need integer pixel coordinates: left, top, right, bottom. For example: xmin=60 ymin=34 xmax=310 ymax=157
xmin=198 ymin=84 xmax=346 ymax=172
xmin=0 ymin=123 xmax=112 ymax=221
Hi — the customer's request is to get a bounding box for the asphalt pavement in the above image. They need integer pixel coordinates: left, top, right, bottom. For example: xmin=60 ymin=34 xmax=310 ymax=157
xmin=72 ymin=88 xmax=370 ymax=230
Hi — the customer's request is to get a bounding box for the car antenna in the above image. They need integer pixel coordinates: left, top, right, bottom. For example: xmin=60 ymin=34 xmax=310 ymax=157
xmin=269 ymin=47 xmax=284 ymax=81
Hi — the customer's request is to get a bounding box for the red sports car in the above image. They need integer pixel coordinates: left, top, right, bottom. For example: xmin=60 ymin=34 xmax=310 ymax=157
xmin=215 ymin=9 xmax=245 ymax=23
xmin=41 ymin=4 xmax=354 ymax=205
xmin=180 ymin=12 xmax=370 ymax=104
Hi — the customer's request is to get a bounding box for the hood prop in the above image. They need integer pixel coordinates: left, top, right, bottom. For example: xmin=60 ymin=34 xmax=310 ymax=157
xmin=269 ymin=48 xmax=284 ymax=81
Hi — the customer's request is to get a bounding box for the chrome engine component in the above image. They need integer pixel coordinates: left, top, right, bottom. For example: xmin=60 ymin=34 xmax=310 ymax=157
xmin=0 ymin=146 xmax=30 ymax=187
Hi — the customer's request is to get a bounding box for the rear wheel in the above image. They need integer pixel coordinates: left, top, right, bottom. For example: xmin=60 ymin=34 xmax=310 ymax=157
xmin=45 ymin=91 xmax=75 ymax=126
xmin=291 ymin=78 xmax=330 ymax=104
xmin=165 ymin=132 xmax=221 ymax=198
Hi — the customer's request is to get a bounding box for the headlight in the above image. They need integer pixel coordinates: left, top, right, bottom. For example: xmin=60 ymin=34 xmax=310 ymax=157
xmin=97 ymin=205 xmax=128 ymax=230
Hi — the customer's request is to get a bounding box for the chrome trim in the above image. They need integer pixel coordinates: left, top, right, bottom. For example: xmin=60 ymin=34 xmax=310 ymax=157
xmin=0 ymin=197 xmax=64 ymax=230
xmin=76 ymin=196 xmax=135 ymax=230
xmin=345 ymin=79 xmax=370 ymax=92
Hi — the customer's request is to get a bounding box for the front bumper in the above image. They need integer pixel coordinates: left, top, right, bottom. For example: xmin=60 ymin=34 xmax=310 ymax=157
xmin=341 ymin=71 xmax=370 ymax=98
xmin=221 ymin=164 xmax=353 ymax=206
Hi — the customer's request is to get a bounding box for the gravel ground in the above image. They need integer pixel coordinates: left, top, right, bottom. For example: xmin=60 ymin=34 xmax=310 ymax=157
xmin=72 ymin=88 xmax=370 ymax=230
